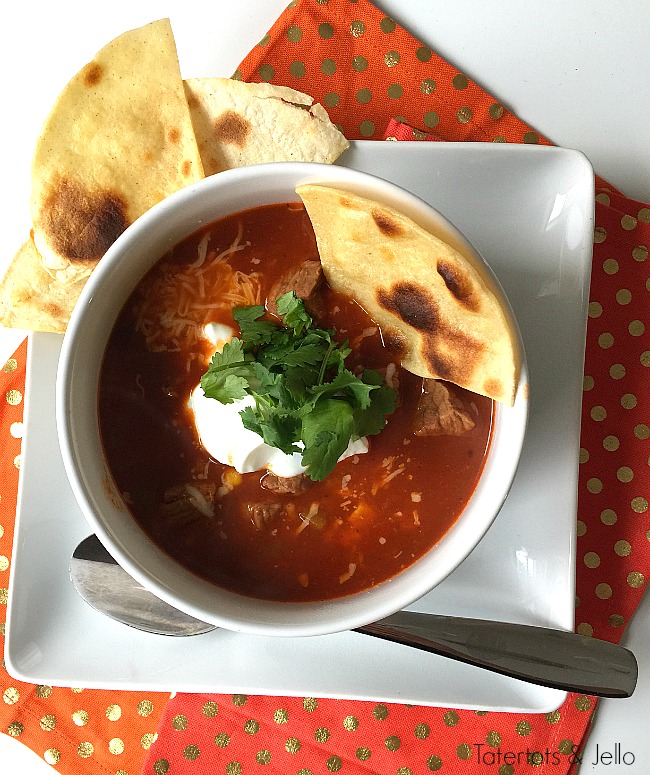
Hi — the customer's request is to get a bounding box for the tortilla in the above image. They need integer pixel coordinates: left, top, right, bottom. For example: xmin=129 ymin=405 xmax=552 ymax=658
xmin=3 ymin=23 xmax=349 ymax=335
xmin=184 ymin=78 xmax=349 ymax=175
xmin=296 ymin=185 xmax=520 ymax=405
xmin=0 ymin=238 xmax=85 ymax=333
xmin=30 ymin=18 xmax=204 ymax=287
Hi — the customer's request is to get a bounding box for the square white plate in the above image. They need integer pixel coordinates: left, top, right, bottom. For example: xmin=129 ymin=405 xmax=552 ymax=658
xmin=6 ymin=142 xmax=593 ymax=712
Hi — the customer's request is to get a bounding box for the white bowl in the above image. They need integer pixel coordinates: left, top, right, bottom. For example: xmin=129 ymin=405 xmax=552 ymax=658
xmin=56 ymin=162 xmax=528 ymax=637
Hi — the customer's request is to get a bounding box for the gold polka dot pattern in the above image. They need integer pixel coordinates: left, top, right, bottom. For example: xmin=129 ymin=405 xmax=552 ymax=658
xmin=343 ymin=714 xmax=359 ymax=730
xmin=575 ymin=186 xmax=650 ymax=642
xmin=237 ymin=0 xmax=556 ymax=145
xmin=44 ymin=748 xmax=60 ymax=765
xmin=72 ymin=709 xmax=89 ymax=726
xmin=39 ymin=714 xmax=56 ymax=732
xmin=127 ymin=690 xmax=605 ymax=773
xmin=109 ymin=737 xmax=125 ymax=754
xmin=286 ymin=736 xmax=301 ymax=753
xmin=141 ymin=732 xmax=157 ymax=750
xmin=0 ymin=337 xmax=169 ymax=775
xmin=172 ymin=713 xmax=188 ymax=730
xmin=202 ymin=701 xmax=218 ymax=718
xmin=138 ymin=699 xmax=155 ymax=716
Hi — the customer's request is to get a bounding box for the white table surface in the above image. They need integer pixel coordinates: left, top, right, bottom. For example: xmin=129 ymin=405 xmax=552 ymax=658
xmin=1 ymin=2 xmax=648 ymax=772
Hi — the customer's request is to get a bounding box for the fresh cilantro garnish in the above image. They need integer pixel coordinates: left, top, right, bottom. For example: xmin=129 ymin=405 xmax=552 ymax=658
xmin=200 ymin=292 xmax=397 ymax=481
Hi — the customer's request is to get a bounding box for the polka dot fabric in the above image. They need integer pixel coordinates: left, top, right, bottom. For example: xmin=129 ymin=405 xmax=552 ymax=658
xmin=577 ymin=191 xmax=650 ymax=641
xmin=0 ymin=341 xmax=165 ymax=773
xmin=0 ymin=1 xmax=647 ymax=773
xmin=143 ymin=692 xmax=596 ymax=774
xmin=233 ymin=0 xmax=551 ymax=147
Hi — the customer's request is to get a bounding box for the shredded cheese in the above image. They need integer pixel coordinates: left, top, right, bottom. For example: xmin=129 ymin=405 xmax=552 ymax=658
xmin=189 ymin=232 xmax=211 ymax=269
xmin=134 ymin=224 xmax=261 ymax=352
xmin=184 ymin=484 xmax=215 ymax=517
xmin=339 ymin=563 xmax=357 ymax=584
xmin=296 ymin=502 xmax=320 ymax=535
xmin=385 ymin=362 xmax=398 ymax=390
xmin=382 ymin=466 xmax=405 ymax=485
xmin=350 ymin=326 xmax=378 ymax=349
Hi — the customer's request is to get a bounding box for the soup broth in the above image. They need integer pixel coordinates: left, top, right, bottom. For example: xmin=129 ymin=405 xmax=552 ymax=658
xmin=98 ymin=202 xmax=493 ymax=602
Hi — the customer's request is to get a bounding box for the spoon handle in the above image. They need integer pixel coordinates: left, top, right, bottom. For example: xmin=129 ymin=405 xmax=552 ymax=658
xmin=357 ymin=611 xmax=637 ymax=698
xmin=73 ymin=535 xmax=637 ymax=697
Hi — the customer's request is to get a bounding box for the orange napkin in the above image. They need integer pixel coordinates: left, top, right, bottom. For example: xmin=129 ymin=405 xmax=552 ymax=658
xmin=0 ymin=341 xmax=168 ymax=773
xmin=1 ymin=1 xmax=648 ymax=773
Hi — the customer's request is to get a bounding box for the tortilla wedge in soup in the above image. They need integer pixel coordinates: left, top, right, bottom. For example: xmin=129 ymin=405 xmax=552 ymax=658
xmin=98 ymin=201 xmax=493 ymax=603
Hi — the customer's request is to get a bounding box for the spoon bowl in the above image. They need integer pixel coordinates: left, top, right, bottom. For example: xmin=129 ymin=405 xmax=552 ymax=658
xmin=71 ymin=535 xmax=214 ymax=636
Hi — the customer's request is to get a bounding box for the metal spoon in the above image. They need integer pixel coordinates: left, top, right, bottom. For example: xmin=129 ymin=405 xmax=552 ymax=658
xmin=71 ymin=534 xmax=637 ymax=698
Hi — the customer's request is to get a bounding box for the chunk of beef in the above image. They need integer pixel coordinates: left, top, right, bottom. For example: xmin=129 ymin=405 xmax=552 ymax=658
xmin=413 ymin=379 xmax=475 ymax=437
xmin=267 ymin=260 xmax=324 ymax=318
xmin=261 ymin=471 xmax=311 ymax=495
xmin=245 ymin=501 xmax=283 ymax=530
xmin=162 ymin=482 xmax=217 ymax=523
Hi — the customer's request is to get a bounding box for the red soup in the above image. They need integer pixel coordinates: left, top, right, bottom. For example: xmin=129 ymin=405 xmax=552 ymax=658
xmin=98 ymin=202 xmax=493 ymax=602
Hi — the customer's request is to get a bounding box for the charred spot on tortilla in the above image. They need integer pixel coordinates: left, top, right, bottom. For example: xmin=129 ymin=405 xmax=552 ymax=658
xmin=483 ymin=377 xmax=504 ymax=399
xmin=185 ymin=90 xmax=200 ymax=110
xmin=423 ymin=325 xmax=483 ymax=384
xmin=297 ymin=184 xmax=520 ymax=405
xmin=378 ymin=277 xmax=485 ymax=386
xmin=377 ymin=282 xmax=437 ymax=333
xmin=424 ymin=346 xmax=466 ymax=384
xmin=339 ymin=194 xmax=354 ymax=208
xmin=183 ymin=79 xmax=348 ymax=176
xmin=44 ymin=299 xmax=65 ymax=320
xmin=381 ymin=326 xmax=407 ymax=357
xmin=8 ymin=19 xmax=205 ymax=333
xmin=82 ymin=62 xmax=104 ymax=88
xmin=420 ymin=325 xmax=484 ymax=389
xmin=436 ymin=258 xmax=479 ymax=312
xmin=213 ymin=110 xmax=252 ymax=148
xmin=372 ymin=208 xmax=404 ymax=237
xmin=41 ymin=178 xmax=129 ymax=262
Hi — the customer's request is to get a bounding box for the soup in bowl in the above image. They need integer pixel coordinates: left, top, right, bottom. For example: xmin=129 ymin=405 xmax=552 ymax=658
xmin=57 ymin=162 xmax=528 ymax=637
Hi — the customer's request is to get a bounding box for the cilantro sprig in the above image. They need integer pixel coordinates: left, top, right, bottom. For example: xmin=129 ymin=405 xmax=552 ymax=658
xmin=200 ymin=292 xmax=397 ymax=481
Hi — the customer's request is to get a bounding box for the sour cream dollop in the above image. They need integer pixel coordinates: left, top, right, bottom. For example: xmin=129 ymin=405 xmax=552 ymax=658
xmin=189 ymin=388 xmax=368 ymax=476
xmin=189 ymin=323 xmax=369 ymax=477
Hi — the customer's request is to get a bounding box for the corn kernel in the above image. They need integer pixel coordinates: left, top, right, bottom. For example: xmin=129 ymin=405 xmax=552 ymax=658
xmin=223 ymin=470 xmax=242 ymax=488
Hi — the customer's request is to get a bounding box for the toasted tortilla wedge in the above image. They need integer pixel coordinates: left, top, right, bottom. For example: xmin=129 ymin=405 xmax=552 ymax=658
xmin=184 ymin=78 xmax=349 ymax=175
xmin=6 ymin=24 xmax=348 ymax=334
xmin=30 ymin=18 xmax=204 ymax=287
xmin=297 ymin=185 xmax=520 ymax=405
xmin=0 ymin=238 xmax=85 ymax=333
